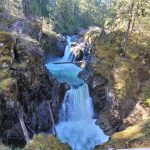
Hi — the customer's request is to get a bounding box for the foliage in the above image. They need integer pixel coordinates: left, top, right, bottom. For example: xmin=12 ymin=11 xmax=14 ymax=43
xmin=27 ymin=0 xmax=49 ymax=16
xmin=29 ymin=0 xmax=41 ymax=16
xmin=2 ymin=0 xmax=149 ymax=35
xmin=87 ymin=25 xmax=149 ymax=103
xmin=0 ymin=32 xmax=14 ymax=65
xmin=47 ymin=0 xmax=150 ymax=34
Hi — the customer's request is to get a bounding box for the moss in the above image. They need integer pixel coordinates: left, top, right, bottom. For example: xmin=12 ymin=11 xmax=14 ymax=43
xmin=0 ymin=32 xmax=13 ymax=44
xmin=0 ymin=56 xmax=12 ymax=63
xmin=95 ymin=119 xmax=150 ymax=150
xmin=93 ymin=28 xmax=150 ymax=102
xmin=140 ymin=85 xmax=150 ymax=106
xmin=0 ymin=32 xmax=14 ymax=58
xmin=0 ymin=78 xmax=16 ymax=91
xmin=95 ymin=41 xmax=140 ymax=101
xmin=25 ymin=134 xmax=72 ymax=150
xmin=12 ymin=62 xmax=28 ymax=69
xmin=0 ymin=141 xmax=21 ymax=150
xmin=0 ymin=14 xmax=16 ymax=26
xmin=0 ymin=68 xmax=10 ymax=80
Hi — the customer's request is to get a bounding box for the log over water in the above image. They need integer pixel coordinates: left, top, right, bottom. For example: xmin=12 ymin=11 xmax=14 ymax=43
xmin=53 ymin=60 xmax=85 ymax=64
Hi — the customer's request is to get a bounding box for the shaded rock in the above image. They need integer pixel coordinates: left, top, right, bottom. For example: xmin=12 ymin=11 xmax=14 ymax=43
xmin=0 ymin=32 xmax=67 ymax=145
xmin=71 ymin=41 xmax=88 ymax=61
xmin=57 ymin=34 xmax=67 ymax=51
xmin=35 ymin=101 xmax=52 ymax=131
xmin=4 ymin=123 xmax=24 ymax=142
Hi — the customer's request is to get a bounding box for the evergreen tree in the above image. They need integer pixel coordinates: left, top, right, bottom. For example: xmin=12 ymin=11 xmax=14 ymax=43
xmin=30 ymin=0 xmax=41 ymax=16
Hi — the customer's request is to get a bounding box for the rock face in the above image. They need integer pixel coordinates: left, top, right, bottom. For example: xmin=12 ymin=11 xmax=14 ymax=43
xmin=80 ymin=26 xmax=150 ymax=138
xmin=0 ymin=31 xmax=66 ymax=144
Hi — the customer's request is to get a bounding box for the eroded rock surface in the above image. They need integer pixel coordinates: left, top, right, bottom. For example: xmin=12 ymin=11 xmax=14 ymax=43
xmin=0 ymin=31 xmax=67 ymax=144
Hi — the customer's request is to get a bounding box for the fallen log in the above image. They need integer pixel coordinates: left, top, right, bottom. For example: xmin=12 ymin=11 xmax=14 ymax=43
xmin=47 ymin=101 xmax=58 ymax=137
xmin=16 ymin=102 xmax=30 ymax=144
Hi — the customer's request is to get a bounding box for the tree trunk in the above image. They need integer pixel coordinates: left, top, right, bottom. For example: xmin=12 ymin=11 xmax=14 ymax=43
xmin=2 ymin=0 xmax=5 ymax=14
xmin=5 ymin=0 xmax=11 ymax=19
xmin=2 ymin=0 xmax=7 ymax=17
xmin=18 ymin=111 xmax=30 ymax=144
xmin=123 ymin=18 xmax=132 ymax=50
xmin=123 ymin=1 xmax=135 ymax=50
xmin=16 ymin=102 xmax=30 ymax=144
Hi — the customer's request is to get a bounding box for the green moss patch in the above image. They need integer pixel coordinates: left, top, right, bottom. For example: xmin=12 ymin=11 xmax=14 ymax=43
xmin=140 ymin=85 xmax=150 ymax=106
xmin=93 ymin=29 xmax=149 ymax=102
xmin=25 ymin=134 xmax=71 ymax=150
xmin=0 ymin=68 xmax=10 ymax=80
xmin=0 ymin=32 xmax=14 ymax=65
xmin=0 ymin=32 xmax=13 ymax=45
xmin=0 ymin=77 xmax=16 ymax=91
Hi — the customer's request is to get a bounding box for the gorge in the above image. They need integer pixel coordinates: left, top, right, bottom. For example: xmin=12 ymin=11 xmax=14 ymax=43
xmin=46 ymin=36 xmax=109 ymax=150
xmin=0 ymin=0 xmax=150 ymax=149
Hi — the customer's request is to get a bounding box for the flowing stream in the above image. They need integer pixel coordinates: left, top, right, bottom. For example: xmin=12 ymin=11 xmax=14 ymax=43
xmin=46 ymin=36 xmax=109 ymax=150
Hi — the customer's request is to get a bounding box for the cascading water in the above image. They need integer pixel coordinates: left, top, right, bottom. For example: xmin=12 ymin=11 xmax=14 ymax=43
xmin=46 ymin=36 xmax=109 ymax=150
xmin=61 ymin=36 xmax=74 ymax=62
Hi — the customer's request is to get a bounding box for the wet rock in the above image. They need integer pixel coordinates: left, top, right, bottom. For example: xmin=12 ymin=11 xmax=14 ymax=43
xmin=57 ymin=34 xmax=67 ymax=51
xmin=79 ymin=69 xmax=92 ymax=83
xmin=36 ymin=101 xmax=52 ymax=131
xmin=92 ymin=76 xmax=106 ymax=88
xmin=75 ymin=49 xmax=84 ymax=61
xmin=71 ymin=41 xmax=88 ymax=61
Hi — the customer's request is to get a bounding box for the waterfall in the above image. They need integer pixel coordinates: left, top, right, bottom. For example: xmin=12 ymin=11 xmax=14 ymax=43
xmin=56 ymin=84 xmax=109 ymax=150
xmin=59 ymin=84 xmax=93 ymax=122
xmin=46 ymin=35 xmax=109 ymax=150
xmin=61 ymin=36 xmax=73 ymax=62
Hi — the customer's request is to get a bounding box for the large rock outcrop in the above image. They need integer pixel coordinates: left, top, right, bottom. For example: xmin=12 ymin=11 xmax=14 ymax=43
xmin=0 ymin=31 xmax=66 ymax=145
xmin=79 ymin=26 xmax=150 ymax=138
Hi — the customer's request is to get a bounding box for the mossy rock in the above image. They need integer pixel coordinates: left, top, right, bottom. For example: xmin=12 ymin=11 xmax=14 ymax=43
xmin=0 ymin=32 xmax=14 ymax=65
xmin=95 ymin=119 xmax=150 ymax=150
xmin=0 ymin=68 xmax=10 ymax=80
xmin=0 ymin=32 xmax=14 ymax=46
xmin=140 ymin=84 xmax=150 ymax=106
xmin=25 ymin=134 xmax=72 ymax=150
xmin=0 ymin=77 xmax=16 ymax=92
